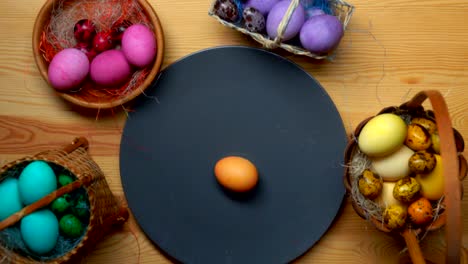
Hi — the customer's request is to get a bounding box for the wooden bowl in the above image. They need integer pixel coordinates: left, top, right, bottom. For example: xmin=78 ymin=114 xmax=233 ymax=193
xmin=32 ymin=0 xmax=164 ymax=109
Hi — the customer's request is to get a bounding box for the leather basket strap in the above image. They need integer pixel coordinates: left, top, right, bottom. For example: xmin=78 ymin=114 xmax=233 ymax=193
xmin=403 ymin=90 xmax=462 ymax=263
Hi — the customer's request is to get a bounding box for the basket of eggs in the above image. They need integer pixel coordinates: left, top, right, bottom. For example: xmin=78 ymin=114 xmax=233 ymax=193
xmin=0 ymin=137 xmax=129 ymax=263
xmin=343 ymin=90 xmax=468 ymax=263
xmin=209 ymin=0 xmax=354 ymax=59
xmin=32 ymin=0 xmax=164 ymax=109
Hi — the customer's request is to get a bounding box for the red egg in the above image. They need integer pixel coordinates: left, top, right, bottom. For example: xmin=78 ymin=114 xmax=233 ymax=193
xmin=92 ymin=32 xmax=114 ymax=53
xmin=74 ymin=19 xmax=96 ymax=44
xmin=90 ymin=50 xmax=131 ymax=86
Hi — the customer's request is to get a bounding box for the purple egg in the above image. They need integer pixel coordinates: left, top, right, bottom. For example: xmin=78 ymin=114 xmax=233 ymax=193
xmin=48 ymin=48 xmax=89 ymax=91
xmin=266 ymin=0 xmax=305 ymax=41
xmin=305 ymin=7 xmax=325 ymax=19
xmin=299 ymin=15 xmax=344 ymax=54
xmin=245 ymin=0 xmax=279 ymax=15
xmin=122 ymin=24 xmax=157 ymax=68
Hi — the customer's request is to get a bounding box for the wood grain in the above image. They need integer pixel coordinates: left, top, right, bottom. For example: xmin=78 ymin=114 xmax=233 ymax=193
xmin=0 ymin=0 xmax=467 ymax=263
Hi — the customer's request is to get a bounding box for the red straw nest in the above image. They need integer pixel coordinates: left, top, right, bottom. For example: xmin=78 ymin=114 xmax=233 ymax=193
xmin=38 ymin=0 xmax=155 ymax=106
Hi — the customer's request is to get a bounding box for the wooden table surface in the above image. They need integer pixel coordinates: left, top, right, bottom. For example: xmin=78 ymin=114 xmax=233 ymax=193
xmin=0 ymin=0 xmax=467 ymax=263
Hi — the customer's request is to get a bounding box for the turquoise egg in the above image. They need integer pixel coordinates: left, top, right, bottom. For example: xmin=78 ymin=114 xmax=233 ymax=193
xmin=18 ymin=161 xmax=57 ymax=205
xmin=20 ymin=209 xmax=59 ymax=255
xmin=0 ymin=178 xmax=23 ymax=221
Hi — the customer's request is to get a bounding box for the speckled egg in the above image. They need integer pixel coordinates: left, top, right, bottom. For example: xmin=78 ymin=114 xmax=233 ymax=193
xmin=243 ymin=7 xmax=266 ymax=33
xmin=405 ymin=124 xmax=432 ymax=151
xmin=213 ymin=0 xmax=239 ymax=22
xmin=393 ymin=177 xmax=421 ymax=203
xmin=358 ymin=169 xmax=382 ymax=199
xmin=409 ymin=151 xmax=436 ymax=174
xmin=51 ymin=194 xmax=72 ymax=215
xmin=59 ymin=214 xmax=84 ymax=238
xmin=411 ymin=117 xmax=437 ymax=134
xmin=383 ymin=204 xmax=407 ymax=230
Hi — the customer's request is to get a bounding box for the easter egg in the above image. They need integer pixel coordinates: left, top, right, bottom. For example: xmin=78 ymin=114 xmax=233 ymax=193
xmin=358 ymin=113 xmax=407 ymax=157
xmin=20 ymin=209 xmax=59 ymax=255
xmin=213 ymin=0 xmax=239 ymax=22
xmin=122 ymin=24 xmax=157 ymax=68
xmin=51 ymin=194 xmax=72 ymax=215
xmin=243 ymin=7 xmax=266 ymax=33
xmin=71 ymin=196 xmax=90 ymax=221
xmin=245 ymin=0 xmax=279 ymax=15
xmin=214 ymin=156 xmax=259 ymax=192
xmin=408 ymin=197 xmax=433 ymax=225
xmin=48 ymin=48 xmax=89 ymax=91
xmin=266 ymin=0 xmax=305 ymax=41
xmin=299 ymin=14 xmax=344 ymax=54
xmin=405 ymin=124 xmax=432 ymax=151
xmin=416 ymin=154 xmax=444 ymax=200
xmin=18 ymin=161 xmax=57 ymax=205
xmin=58 ymin=174 xmax=74 ymax=187
xmin=90 ymin=50 xmax=131 ymax=86
xmin=371 ymin=145 xmax=414 ymax=182
xmin=383 ymin=204 xmax=407 ymax=230
xmin=59 ymin=214 xmax=84 ymax=238
xmin=0 ymin=178 xmax=23 ymax=221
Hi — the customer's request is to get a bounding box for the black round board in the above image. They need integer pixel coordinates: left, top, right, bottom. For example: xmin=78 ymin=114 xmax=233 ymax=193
xmin=120 ymin=46 xmax=347 ymax=264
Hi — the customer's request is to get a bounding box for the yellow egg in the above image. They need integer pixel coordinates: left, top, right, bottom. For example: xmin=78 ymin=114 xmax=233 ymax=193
xmin=358 ymin=113 xmax=407 ymax=157
xmin=411 ymin=117 xmax=437 ymax=134
xmin=358 ymin=169 xmax=382 ymax=199
xmin=214 ymin=156 xmax=258 ymax=192
xmin=375 ymin=182 xmax=406 ymax=209
xmin=416 ymin=154 xmax=444 ymax=200
xmin=371 ymin=145 xmax=414 ymax=181
xmin=383 ymin=204 xmax=407 ymax=230
xmin=405 ymin=124 xmax=432 ymax=151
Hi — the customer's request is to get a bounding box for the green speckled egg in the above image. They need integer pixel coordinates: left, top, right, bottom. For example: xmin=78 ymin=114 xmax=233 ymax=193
xmin=58 ymin=174 xmax=74 ymax=187
xmin=71 ymin=197 xmax=90 ymax=221
xmin=59 ymin=214 xmax=84 ymax=238
xmin=51 ymin=194 xmax=72 ymax=215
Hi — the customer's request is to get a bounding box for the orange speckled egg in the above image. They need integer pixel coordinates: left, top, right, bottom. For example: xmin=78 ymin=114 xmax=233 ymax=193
xmin=214 ymin=156 xmax=258 ymax=192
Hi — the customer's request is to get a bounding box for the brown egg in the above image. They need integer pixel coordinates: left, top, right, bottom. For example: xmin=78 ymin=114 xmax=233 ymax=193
xmin=383 ymin=204 xmax=407 ymax=230
xmin=358 ymin=169 xmax=382 ymax=199
xmin=393 ymin=177 xmax=421 ymax=203
xmin=405 ymin=124 xmax=432 ymax=151
xmin=408 ymin=151 xmax=436 ymax=174
xmin=411 ymin=117 xmax=437 ymax=134
xmin=408 ymin=197 xmax=433 ymax=225
xmin=214 ymin=156 xmax=258 ymax=192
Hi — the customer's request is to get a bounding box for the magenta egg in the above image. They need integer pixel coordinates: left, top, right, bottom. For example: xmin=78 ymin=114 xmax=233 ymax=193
xmin=266 ymin=0 xmax=305 ymax=41
xmin=121 ymin=24 xmax=157 ymax=68
xmin=90 ymin=50 xmax=131 ymax=86
xmin=245 ymin=0 xmax=279 ymax=15
xmin=299 ymin=14 xmax=344 ymax=54
xmin=48 ymin=48 xmax=89 ymax=91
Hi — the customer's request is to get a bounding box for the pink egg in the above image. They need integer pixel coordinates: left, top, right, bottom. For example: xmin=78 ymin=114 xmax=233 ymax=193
xmin=90 ymin=50 xmax=131 ymax=86
xmin=266 ymin=0 xmax=305 ymax=41
xmin=48 ymin=48 xmax=89 ymax=91
xmin=121 ymin=24 xmax=157 ymax=68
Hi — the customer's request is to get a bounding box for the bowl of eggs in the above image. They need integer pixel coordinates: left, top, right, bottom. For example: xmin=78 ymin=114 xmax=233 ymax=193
xmin=0 ymin=137 xmax=128 ymax=263
xmin=343 ymin=90 xmax=467 ymax=262
xmin=209 ymin=0 xmax=354 ymax=59
xmin=32 ymin=0 xmax=164 ymax=109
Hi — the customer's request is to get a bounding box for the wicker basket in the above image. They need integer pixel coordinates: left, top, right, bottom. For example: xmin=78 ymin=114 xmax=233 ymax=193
xmin=0 ymin=137 xmax=129 ymax=263
xmin=208 ymin=0 xmax=354 ymax=59
xmin=343 ymin=90 xmax=468 ymax=263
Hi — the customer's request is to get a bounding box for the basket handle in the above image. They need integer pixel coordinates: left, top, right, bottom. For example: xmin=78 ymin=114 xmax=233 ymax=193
xmin=62 ymin=137 xmax=89 ymax=154
xmin=401 ymin=90 xmax=462 ymax=264
xmin=0 ymin=174 xmax=93 ymax=231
